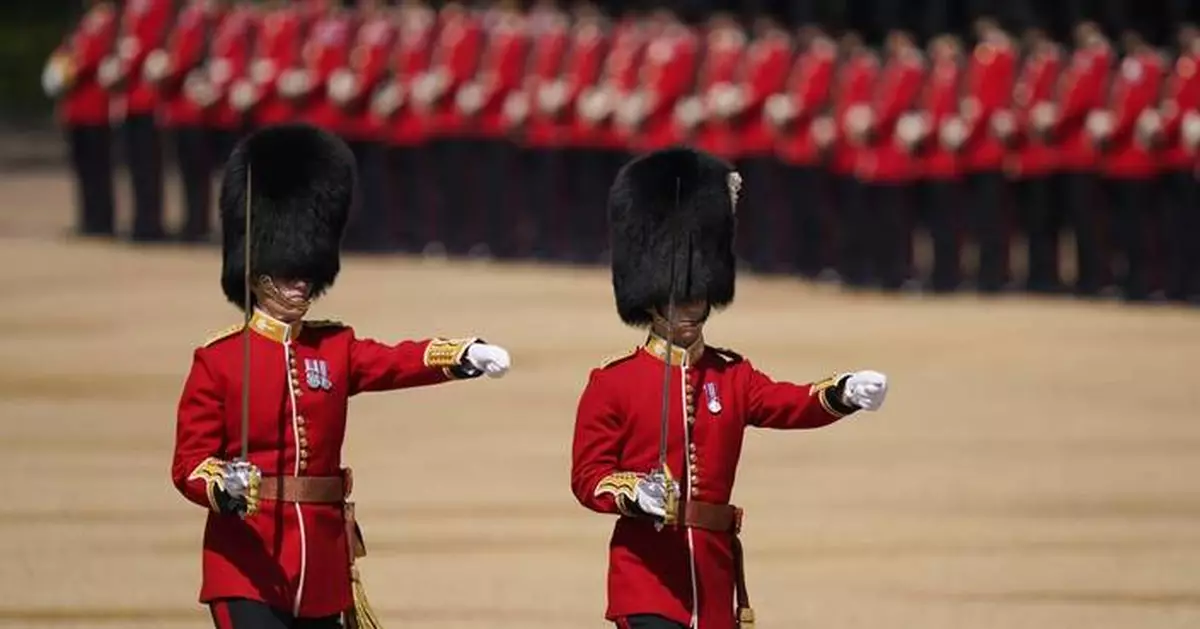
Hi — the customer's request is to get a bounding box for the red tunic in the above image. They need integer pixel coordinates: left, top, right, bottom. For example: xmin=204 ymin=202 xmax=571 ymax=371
xmin=460 ymin=11 xmax=531 ymax=139
xmin=773 ymin=41 xmax=836 ymax=167
xmin=376 ymin=5 xmax=436 ymax=147
xmin=333 ymin=13 xmax=396 ymax=141
xmin=857 ymin=49 xmax=924 ymax=183
xmin=247 ymin=6 xmax=304 ymax=128
xmin=1009 ymin=46 xmax=1062 ymax=178
xmin=918 ymin=53 xmax=962 ymax=180
xmin=206 ymin=5 xmax=257 ymax=131
xmin=1097 ymin=52 xmax=1165 ymax=180
xmin=691 ymin=27 xmax=748 ymax=157
xmin=1052 ymin=44 xmax=1112 ymax=173
xmin=113 ymin=0 xmax=175 ymax=116
xmin=585 ymin=20 xmax=647 ymax=151
xmin=830 ymin=52 xmax=878 ymax=176
xmin=571 ymin=335 xmax=857 ymax=629
xmin=156 ymin=1 xmax=219 ymax=129
xmin=172 ymin=310 xmax=481 ymax=618
xmin=623 ymin=26 xmax=700 ymax=152
xmin=297 ymin=10 xmax=358 ymax=133
xmin=1159 ymin=51 xmax=1200 ymax=172
xmin=959 ymin=40 xmax=1016 ymax=173
xmin=732 ymin=32 xmax=792 ymax=158
xmin=419 ymin=7 xmax=485 ymax=138
xmin=51 ymin=2 xmax=118 ymax=127
xmin=516 ymin=9 xmax=570 ymax=147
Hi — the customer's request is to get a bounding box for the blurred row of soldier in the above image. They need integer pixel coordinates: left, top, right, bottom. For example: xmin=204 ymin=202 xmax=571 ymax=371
xmin=45 ymin=0 xmax=1200 ymax=303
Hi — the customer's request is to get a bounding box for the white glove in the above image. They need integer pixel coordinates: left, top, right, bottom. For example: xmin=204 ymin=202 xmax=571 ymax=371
xmin=841 ymin=370 xmax=888 ymax=411
xmin=537 ymin=79 xmax=567 ymax=113
xmin=98 ymin=55 xmax=123 ymax=89
xmin=940 ymin=116 xmax=967 ymax=150
xmin=991 ymin=109 xmax=1015 ymax=139
xmin=464 ymin=343 xmax=511 ymax=378
xmin=42 ymin=54 xmax=71 ymax=97
xmin=372 ymin=81 xmax=404 ymax=117
xmin=250 ymin=58 xmax=276 ymax=85
xmin=765 ymin=93 xmax=798 ymax=127
xmin=328 ymin=68 xmax=359 ymax=104
xmin=674 ymin=95 xmax=704 ymax=130
xmin=1183 ymin=111 xmax=1200 ymax=150
xmin=143 ymin=48 xmax=171 ymax=83
xmin=230 ymin=79 xmax=260 ymax=111
xmin=811 ymin=115 xmax=836 ymax=148
xmin=184 ymin=71 xmax=218 ymax=108
xmin=503 ymin=91 xmax=530 ymax=126
xmin=1086 ymin=110 xmax=1114 ymax=139
xmin=1031 ymin=101 xmax=1057 ymax=131
xmin=633 ymin=474 xmax=671 ymax=518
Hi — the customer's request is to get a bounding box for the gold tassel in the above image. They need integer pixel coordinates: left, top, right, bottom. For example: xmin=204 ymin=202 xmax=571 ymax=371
xmin=738 ymin=606 xmax=756 ymax=628
xmin=345 ymin=565 xmax=383 ymax=629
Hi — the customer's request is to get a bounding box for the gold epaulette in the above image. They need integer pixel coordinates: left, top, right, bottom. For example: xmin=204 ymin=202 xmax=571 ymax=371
xmin=710 ymin=347 xmax=744 ymax=364
xmin=305 ymin=319 xmax=346 ymax=329
xmin=600 ymin=347 xmax=638 ymax=369
xmin=203 ymin=324 xmax=244 ymax=347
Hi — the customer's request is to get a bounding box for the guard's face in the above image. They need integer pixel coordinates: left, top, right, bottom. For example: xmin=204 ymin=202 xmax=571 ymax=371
xmin=253 ymin=276 xmax=313 ymax=322
xmin=651 ymin=300 xmax=710 ymax=347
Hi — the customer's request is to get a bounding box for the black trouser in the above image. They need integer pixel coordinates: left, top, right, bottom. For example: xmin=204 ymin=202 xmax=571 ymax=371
xmin=477 ymin=138 xmax=519 ymax=259
xmin=865 ymin=182 xmax=912 ymax=291
xmin=966 ymin=170 xmax=1009 ymax=292
xmin=210 ymin=598 xmax=340 ymax=629
xmin=523 ymin=145 xmax=569 ymax=261
xmin=384 ymin=144 xmax=424 ymax=253
xmin=735 ymin=156 xmax=783 ymax=273
xmin=1014 ymin=174 xmax=1064 ymax=292
xmin=783 ymin=164 xmax=825 ymax=278
xmin=1162 ymin=170 xmax=1200 ymax=301
xmin=838 ymin=175 xmax=870 ymax=287
xmin=571 ymin=147 xmax=625 ymax=264
xmin=121 ymin=113 xmax=166 ymax=241
xmin=429 ymin=137 xmax=473 ymax=255
xmin=1062 ymin=171 xmax=1106 ymax=295
xmin=66 ymin=124 xmax=116 ymax=236
xmin=615 ymin=614 xmax=688 ymax=629
xmin=1107 ymin=177 xmax=1157 ymax=301
xmin=344 ymin=139 xmax=391 ymax=252
xmin=171 ymin=125 xmax=214 ymax=241
xmin=925 ymin=178 xmax=962 ymax=292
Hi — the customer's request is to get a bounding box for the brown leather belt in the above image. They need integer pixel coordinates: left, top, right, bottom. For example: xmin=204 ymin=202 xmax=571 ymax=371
xmin=259 ymin=474 xmax=350 ymax=503
xmin=684 ymin=501 xmax=755 ymax=627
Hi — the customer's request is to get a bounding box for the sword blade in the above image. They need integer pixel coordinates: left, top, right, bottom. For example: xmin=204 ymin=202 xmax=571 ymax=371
xmin=240 ymin=164 xmax=252 ymax=463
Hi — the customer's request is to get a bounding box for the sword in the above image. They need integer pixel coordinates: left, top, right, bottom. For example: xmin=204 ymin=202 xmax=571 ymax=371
xmin=649 ymin=175 xmax=683 ymax=531
xmin=239 ymin=164 xmax=252 ymax=463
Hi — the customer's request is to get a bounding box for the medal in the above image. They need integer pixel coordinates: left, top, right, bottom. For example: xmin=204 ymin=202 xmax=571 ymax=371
xmin=704 ymin=382 xmax=722 ymax=414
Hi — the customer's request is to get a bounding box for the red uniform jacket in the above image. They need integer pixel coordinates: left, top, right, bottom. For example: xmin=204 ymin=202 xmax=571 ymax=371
xmin=247 ymin=6 xmax=305 ymax=127
xmin=1097 ymin=52 xmax=1165 ymax=179
xmin=156 ymin=1 xmax=219 ymax=128
xmin=858 ymin=48 xmax=924 ymax=183
xmin=337 ymin=14 xmax=397 ymax=141
xmin=51 ymin=2 xmax=118 ymax=127
xmin=918 ymin=53 xmax=962 ymax=180
xmin=959 ymin=40 xmax=1016 ymax=173
xmin=571 ymin=335 xmax=858 ymax=629
xmin=731 ymin=32 xmax=792 ymax=158
xmin=297 ymin=10 xmax=358 ymax=133
xmin=691 ymin=27 xmax=748 ymax=156
xmin=773 ymin=40 xmax=836 ymax=167
xmin=519 ymin=9 xmax=572 ymax=147
xmin=1010 ymin=45 xmax=1062 ymax=178
xmin=207 ymin=5 xmax=257 ymax=131
xmin=376 ymin=5 xmax=436 ymax=147
xmin=623 ymin=26 xmax=700 ymax=151
xmin=830 ymin=51 xmax=878 ymax=176
xmin=584 ymin=20 xmax=647 ymax=150
xmin=172 ymin=310 xmax=482 ymax=618
xmin=460 ymin=11 xmax=530 ymax=139
xmin=114 ymin=0 xmax=175 ymax=116
xmin=1159 ymin=51 xmax=1200 ymax=171
xmin=1051 ymin=44 xmax=1113 ymax=172
xmin=419 ymin=7 xmax=485 ymax=138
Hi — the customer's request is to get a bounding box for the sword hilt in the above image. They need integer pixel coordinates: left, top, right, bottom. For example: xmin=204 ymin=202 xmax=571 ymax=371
xmin=650 ymin=463 xmax=680 ymax=531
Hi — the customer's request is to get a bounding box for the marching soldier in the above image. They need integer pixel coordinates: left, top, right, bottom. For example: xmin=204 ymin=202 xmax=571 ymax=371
xmin=455 ymin=0 xmax=531 ymax=259
xmin=328 ymin=0 xmax=400 ymax=252
xmin=286 ymin=0 xmax=355 ymax=134
xmin=829 ymin=31 xmax=878 ymax=288
xmin=1087 ymin=26 xmax=1165 ymax=301
xmin=229 ymin=0 xmax=305 ymax=133
xmin=42 ymin=0 xmax=118 ymax=238
xmin=955 ymin=16 xmax=1017 ymax=293
xmin=409 ymin=0 xmax=485 ymax=256
xmin=172 ymin=123 xmax=513 ymax=629
xmin=1034 ymin=21 xmax=1112 ymax=297
xmin=919 ymin=33 xmax=965 ymax=293
xmin=769 ymin=25 xmax=837 ymax=278
xmin=205 ymin=0 xmax=258 ymax=166
xmin=509 ymin=0 xmax=574 ymax=260
xmin=571 ymin=146 xmax=889 ymax=629
xmin=371 ymin=0 xmax=437 ymax=254
xmin=854 ymin=27 xmax=924 ymax=292
xmin=614 ymin=5 xmax=700 ymax=156
xmin=1006 ymin=26 xmax=1065 ymax=293
xmin=1155 ymin=24 xmax=1200 ymax=303
xmin=100 ymin=0 xmax=175 ymax=242
xmin=684 ymin=8 xmax=747 ymax=160
xmin=572 ymin=3 xmax=647 ymax=263
xmin=147 ymin=0 xmax=225 ymax=243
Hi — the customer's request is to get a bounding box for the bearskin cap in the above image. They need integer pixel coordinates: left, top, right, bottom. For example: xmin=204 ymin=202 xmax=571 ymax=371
xmin=608 ymin=146 xmax=742 ymax=327
xmin=219 ymin=124 xmax=356 ymax=311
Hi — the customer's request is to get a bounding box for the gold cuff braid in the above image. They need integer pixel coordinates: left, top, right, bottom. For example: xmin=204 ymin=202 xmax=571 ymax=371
xmin=423 ymin=337 xmax=479 ymax=377
xmin=187 ymin=457 xmax=228 ymax=513
xmin=595 ymin=471 xmax=641 ymax=514
xmin=811 ymin=373 xmax=856 ymax=418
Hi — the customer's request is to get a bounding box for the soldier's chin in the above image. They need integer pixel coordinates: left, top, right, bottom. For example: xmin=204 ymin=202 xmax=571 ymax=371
xmin=672 ymin=323 xmax=703 ymax=345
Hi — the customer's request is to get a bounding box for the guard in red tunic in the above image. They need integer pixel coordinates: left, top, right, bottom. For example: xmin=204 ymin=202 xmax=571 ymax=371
xmin=1006 ymin=26 xmax=1064 ymax=294
xmin=769 ymin=26 xmax=836 ymax=278
xmin=229 ymin=1 xmax=304 ymax=133
xmin=370 ymin=0 xmax=437 ymax=254
xmin=204 ymin=1 xmax=258 ymax=165
xmin=101 ymin=0 xmax=174 ymax=242
xmin=42 ymin=0 xmax=119 ymax=238
xmin=1086 ymin=26 xmax=1165 ymax=301
xmin=685 ymin=8 xmax=747 ymax=160
xmin=571 ymin=147 xmax=890 ymax=629
xmin=829 ymin=31 xmax=878 ymax=288
xmin=613 ymin=7 xmax=700 ymax=155
xmin=146 ymin=0 xmax=224 ymax=243
xmin=173 ymin=124 xmax=513 ymax=629
xmin=1154 ymin=24 xmax=1200 ymax=303
xmin=918 ymin=33 xmax=965 ymax=293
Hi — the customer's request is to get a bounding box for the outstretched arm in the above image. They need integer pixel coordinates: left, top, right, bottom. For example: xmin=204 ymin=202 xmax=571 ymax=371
xmin=348 ymin=332 xmax=511 ymax=394
xmin=746 ymin=363 xmax=888 ymax=430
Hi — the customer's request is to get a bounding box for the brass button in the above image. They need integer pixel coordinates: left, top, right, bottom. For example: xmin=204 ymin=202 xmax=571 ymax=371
xmin=299 ymin=437 xmax=309 ymax=447
xmin=299 ymin=449 xmax=309 ymax=460
xmin=299 ymin=460 xmax=308 ymax=472
xmin=297 ymin=425 xmax=307 ymax=437
xmin=690 ymin=487 xmax=698 ymax=497
xmin=296 ymin=415 xmax=306 ymax=426
xmin=689 ymin=453 xmax=698 ymax=463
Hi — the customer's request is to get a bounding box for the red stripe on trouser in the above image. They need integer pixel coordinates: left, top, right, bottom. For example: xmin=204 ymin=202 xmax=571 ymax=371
xmin=210 ymin=601 xmax=233 ymax=629
xmin=615 ymin=620 xmax=631 ymax=629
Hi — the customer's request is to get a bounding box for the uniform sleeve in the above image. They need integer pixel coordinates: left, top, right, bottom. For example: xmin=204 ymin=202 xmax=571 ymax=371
xmin=348 ymin=332 xmax=480 ymax=395
xmin=743 ymin=44 xmax=789 ymax=113
xmin=744 ymin=362 xmax=858 ymax=430
xmin=571 ymin=369 xmax=640 ymax=516
xmin=172 ymin=349 xmax=230 ymax=512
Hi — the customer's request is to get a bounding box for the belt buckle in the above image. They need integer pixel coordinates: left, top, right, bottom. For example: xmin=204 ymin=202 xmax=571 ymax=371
xmin=732 ymin=507 xmax=744 ymax=534
xmin=341 ymin=467 xmax=353 ymax=499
